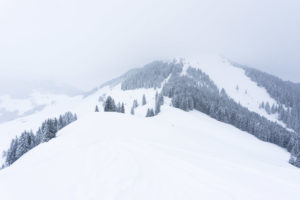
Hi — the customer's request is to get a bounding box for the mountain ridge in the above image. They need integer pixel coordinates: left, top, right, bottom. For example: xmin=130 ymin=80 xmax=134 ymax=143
xmin=1 ymin=55 xmax=300 ymax=168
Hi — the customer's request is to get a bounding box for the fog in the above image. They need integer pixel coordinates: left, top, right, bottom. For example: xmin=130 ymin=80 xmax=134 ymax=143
xmin=0 ymin=0 xmax=299 ymax=91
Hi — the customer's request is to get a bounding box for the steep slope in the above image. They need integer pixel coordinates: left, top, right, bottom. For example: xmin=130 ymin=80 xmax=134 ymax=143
xmin=0 ymin=108 xmax=299 ymax=200
xmin=183 ymin=55 xmax=282 ymax=125
xmin=238 ymin=64 xmax=300 ymax=133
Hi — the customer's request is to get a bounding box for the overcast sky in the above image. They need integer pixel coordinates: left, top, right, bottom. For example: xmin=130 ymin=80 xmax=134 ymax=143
xmin=0 ymin=0 xmax=299 ymax=91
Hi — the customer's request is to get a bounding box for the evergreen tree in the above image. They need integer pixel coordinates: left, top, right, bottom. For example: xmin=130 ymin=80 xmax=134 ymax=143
xmin=155 ymin=92 xmax=164 ymax=115
xmin=104 ymin=96 xmax=116 ymax=112
xmin=133 ymin=99 xmax=139 ymax=108
xmin=95 ymin=105 xmax=99 ymax=112
xmin=116 ymin=102 xmax=121 ymax=112
xmin=5 ymin=137 xmax=18 ymax=166
xmin=131 ymin=106 xmax=135 ymax=115
xmin=42 ymin=119 xmax=57 ymax=142
xmin=236 ymin=85 xmax=239 ymax=91
xmin=155 ymin=101 xmax=160 ymax=115
xmin=146 ymin=108 xmax=155 ymax=117
xmin=265 ymin=102 xmax=271 ymax=114
xmin=293 ymin=153 xmax=300 ymax=167
xmin=15 ymin=131 xmax=35 ymax=159
xmin=142 ymin=94 xmax=147 ymax=105
xmin=121 ymin=103 xmax=125 ymax=113
xmin=58 ymin=115 xmax=65 ymax=130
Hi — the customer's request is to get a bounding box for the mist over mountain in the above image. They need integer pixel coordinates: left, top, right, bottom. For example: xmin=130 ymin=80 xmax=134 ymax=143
xmin=0 ymin=80 xmax=83 ymax=98
xmin=1 ymin=0 xmax=300 ymax=90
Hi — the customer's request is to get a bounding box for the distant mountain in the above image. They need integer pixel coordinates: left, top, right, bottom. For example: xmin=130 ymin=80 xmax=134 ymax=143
xmin=0 ymin=80 xmax=83 ymax=123
xmin=0 ymin=80 xmax=83 ymax=98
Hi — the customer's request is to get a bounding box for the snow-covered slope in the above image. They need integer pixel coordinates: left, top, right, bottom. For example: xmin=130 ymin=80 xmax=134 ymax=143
xmin=0 ymin=107 xmax=299 ymax=200
xmin=183 ymin=55 xmax=282 ymax=125
xmin=0 ymin=93 xmax=84 ymax=164
xmin=0 ymin=55 xmax=292 ymax=164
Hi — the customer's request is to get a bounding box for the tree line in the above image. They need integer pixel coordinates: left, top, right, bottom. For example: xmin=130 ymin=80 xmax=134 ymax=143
xmin=162 ymin=67 xmax=300 ymax=168
xmin=2 ymin=112 xmax=77 ymax=168
xmin=242 ymin=66 xmax=300 ymax=135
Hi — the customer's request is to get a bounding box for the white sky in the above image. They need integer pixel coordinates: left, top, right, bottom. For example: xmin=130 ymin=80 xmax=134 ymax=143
xmin=0 ymin=0 xmax=299 ymax=91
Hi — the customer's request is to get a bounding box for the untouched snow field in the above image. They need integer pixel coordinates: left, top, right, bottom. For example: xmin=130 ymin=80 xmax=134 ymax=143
xmin=0 ymin=107 xmax=299 ymax=200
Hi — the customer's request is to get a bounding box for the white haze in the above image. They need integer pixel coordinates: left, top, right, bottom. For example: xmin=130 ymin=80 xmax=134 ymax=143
xmin=0 ymin=0 xmax=299 ymax=91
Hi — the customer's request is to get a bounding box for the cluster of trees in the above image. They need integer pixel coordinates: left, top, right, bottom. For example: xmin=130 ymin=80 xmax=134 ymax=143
xmin=121 ymin=61 xmax=182 ymax=90
xmin=146 ymin=109 xmax=155 ymax=117
xmin=146 ymin=92 xmax=164 ymax=117
xmin=99 ymin=61 xmax=300 ymax=167
xmin=103 ymin=96 xmax=125 ymax=113
xmin=244 ymin=67 xmax=300 ymax=134
xmin=131 ymin=95 xmax=149 ymax=115
xmin=2 ymin=112 xmax=77 ymax=168
xmin=127 ymin=93 xmax=163 ymax=117
xmin=162 ymin=66 xmax=300 ymax=168
xmin=259 ymin=102 xmax=275 ymax=115
xmin=240 ymin=66 xmax=300 ymax=167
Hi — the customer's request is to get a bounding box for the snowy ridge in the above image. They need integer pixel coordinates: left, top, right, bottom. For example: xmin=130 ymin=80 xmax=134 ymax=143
xmin=88 ymin=55 xmax=287 ymax=130
xmin=0 ymin=108 xmax=299 ymax=200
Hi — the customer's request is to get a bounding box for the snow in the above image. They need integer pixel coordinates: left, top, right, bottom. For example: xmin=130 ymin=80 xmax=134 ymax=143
xmin=95 ymin=84 xmax=159 ymax=117
xmin=0 ymin=55 xmax=298 ymax=199
xmin=185 ymin=55 xmax=285 ymax=126
xmin=0 ymin=55 xmax=293 ymax=165
xmin=0 ymin=95 xmax=33 ymax=114
xmin=0 ymin=107 xmax=299 ymax=200
xmin=0 ymin=55 xmax=293 ymax=166
xmin=0 ymin=92 xmax=82 ymax=120
xmin=0 ymin=82 xmax=163 ymax=165
xmin=0 ymin=93 xmax=84 ymax=164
